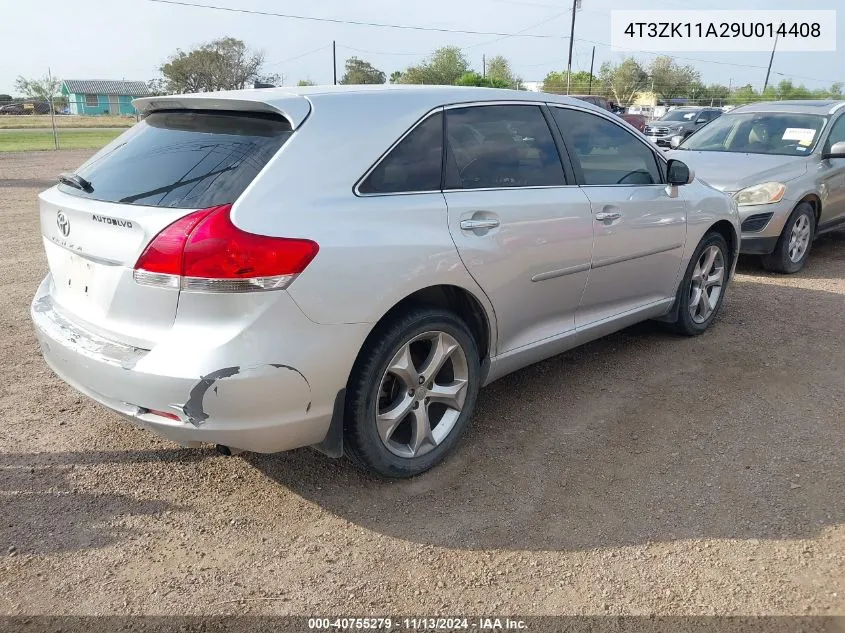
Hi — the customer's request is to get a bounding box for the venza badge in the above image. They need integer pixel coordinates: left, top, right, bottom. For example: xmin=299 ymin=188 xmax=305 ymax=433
xmin=56 ymin=211 xmax=70 ymax=237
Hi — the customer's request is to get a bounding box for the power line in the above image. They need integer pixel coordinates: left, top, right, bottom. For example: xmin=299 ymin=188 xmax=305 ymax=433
xmin=462 ymin=9 xmax=569 ymax=50
xmin=147 ymin=0 xmax=843 ymax=84
xmin=146 ymin=0 xmax=571 ymax=39
xmin=265 ymin=44 xmax=332 ymax=69
xmin=337 ymin=44 xmax=424 ymax=57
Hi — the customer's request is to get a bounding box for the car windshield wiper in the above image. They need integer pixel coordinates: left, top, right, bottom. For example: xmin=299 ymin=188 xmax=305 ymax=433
xmin=58 ymin=172 xmax=94 ymax=193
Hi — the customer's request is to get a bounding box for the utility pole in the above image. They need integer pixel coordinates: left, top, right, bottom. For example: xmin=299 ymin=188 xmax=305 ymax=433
xmin=587 ymin=45 xmax=595 ymax=95
xmin=333 ymin=40 xmax=337 ymax=85
xmin=482 ymin=54 xmax=486 ymax=79
xmin=47 ymin=67 xmax=58 ymax=150
xmin=565 ymin=0 xmax=580 ymax=94
xmin=763 ymin=32 xmax=779 ymax=93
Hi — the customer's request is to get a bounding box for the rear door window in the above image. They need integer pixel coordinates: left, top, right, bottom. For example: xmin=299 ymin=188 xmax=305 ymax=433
xmin=445 ymin=105 xmax=566 ymax=189
xmin=58 ymin=111 xmax=293 ymax=208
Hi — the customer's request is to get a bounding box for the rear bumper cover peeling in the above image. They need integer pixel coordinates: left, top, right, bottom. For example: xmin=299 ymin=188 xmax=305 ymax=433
xmin=30 ymin=275 xmax=364 ymax=454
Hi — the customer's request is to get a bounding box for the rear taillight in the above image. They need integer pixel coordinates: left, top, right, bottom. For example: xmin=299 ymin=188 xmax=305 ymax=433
xmin=133 ymin=204 xmax=319 ymax=293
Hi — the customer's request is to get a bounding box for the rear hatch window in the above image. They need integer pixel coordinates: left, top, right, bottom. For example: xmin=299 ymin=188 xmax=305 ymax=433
xmin=59 ymin=110 xmax=292 ymax=208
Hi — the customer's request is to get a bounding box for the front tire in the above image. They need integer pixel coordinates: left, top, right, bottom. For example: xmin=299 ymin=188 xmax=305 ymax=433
xmin=344 ymin=307 xmax=481 ymax=478
xmin=761 ymin=202 xmax=815 ymax=274
xmin=670 ymin=231 xmax=730 ymax=336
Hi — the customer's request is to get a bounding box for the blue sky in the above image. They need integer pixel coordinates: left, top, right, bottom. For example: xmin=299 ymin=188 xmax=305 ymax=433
xmin=1 ymin=0 xmax=842 ymax=94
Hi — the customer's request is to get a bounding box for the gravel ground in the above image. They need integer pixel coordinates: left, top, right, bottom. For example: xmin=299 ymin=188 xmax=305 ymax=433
xmin=0 ymin=150 xmax=843 ymax=617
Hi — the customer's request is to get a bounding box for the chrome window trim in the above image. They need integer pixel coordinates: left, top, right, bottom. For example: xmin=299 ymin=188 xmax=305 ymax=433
xmin=352 ymin=99 xmax=608 ymax=198
xmin=354 ymin=106 xmax=445 ymax=198
xmin=442 ymin=99 xmax=547 ymax=110
xmin=356 ymin=99 xmax=582 ymax=196
xmin=442 ymin=184 xmax=579 ymax=193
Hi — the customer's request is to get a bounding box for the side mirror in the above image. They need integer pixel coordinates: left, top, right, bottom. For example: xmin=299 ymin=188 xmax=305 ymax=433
xmin=667 ymin=159 xmax=694 ymax=186
xmin=823 ymin=141 xmax=845 ymax=159
xmin=669 ymin=135 xmax=684 ymax=149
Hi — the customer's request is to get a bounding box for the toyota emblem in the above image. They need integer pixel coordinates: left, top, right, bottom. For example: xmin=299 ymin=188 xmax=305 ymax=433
xmin=56 ymin=211 xmax=70 ymax=237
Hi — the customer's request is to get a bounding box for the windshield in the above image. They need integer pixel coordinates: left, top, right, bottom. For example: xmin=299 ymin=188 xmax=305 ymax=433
xmin=660 ymin=110 xmax=700 ymax=122
xmin=680 ymin=112 xmax=827 ymax=156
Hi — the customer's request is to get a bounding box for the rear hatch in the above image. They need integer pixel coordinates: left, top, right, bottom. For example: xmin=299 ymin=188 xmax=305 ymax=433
xmin=39 ymin=109 xmax=295 ymax=348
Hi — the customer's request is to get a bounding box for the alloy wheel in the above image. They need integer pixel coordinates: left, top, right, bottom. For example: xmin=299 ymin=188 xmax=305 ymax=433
xmin=689 ymin=245 xmax=725 ymax=324
xmin=788 ymin=214 xmax=812 ymax=263
xmin=375 ymin=331 xmax=469 ymax=459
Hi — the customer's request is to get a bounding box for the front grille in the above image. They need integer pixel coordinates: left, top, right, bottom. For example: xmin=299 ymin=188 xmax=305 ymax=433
xmin=645 ymin=126 xmax=670 ymax=135
xmin=742 ymin=212 xmax=774 ymax=232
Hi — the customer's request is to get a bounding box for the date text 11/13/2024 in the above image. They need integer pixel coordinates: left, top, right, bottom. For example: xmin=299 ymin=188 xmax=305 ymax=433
xmin=307 ymin=617 xmax=528 ymax=630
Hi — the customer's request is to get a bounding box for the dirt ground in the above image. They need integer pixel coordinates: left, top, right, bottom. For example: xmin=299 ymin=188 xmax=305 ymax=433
xmin=0 ymin=150 xmax=843 ymax=617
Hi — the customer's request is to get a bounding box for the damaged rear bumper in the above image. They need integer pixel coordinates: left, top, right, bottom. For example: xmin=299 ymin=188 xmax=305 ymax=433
xmin=30 ymin=275 xmax=367 ymax=454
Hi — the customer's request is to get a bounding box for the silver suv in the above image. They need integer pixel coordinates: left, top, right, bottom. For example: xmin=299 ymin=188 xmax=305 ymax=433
xmin=669 ymin=100 xmax=845 ymax=273
xmin=645 ymin=107 xmax=723 ymax=147
xmin=31 ymin=86 xmax=739 ymax=477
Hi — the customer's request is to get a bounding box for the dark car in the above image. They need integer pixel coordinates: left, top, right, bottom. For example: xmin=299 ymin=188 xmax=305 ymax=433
xmin=0 ymin=103 xmax=26 ymax=115
xmin=570 ymin=94 xmax=646 ymax=132
xmin=644 ymin=107 xmax=723 ymax=147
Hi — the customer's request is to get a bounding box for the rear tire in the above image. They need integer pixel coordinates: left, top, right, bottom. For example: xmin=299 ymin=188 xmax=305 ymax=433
xmin=669 ymin=231 xmax=730 ymax=336
xmin=344 ymin=307 xmax=481 ymax=478
xmin=761 ymin=202 xmax=815 ymax=274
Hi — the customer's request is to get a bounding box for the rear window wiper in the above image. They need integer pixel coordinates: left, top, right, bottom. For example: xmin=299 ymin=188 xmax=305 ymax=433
xmin=58 ymin=172 xmax=94 ymax=193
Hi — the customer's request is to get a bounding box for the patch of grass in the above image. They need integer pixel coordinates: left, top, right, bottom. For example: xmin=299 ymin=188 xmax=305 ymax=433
xmin=0 ymin=128 xmax=123 ymax=152
xmin=0 ymin=115 xmax=135 ymax=129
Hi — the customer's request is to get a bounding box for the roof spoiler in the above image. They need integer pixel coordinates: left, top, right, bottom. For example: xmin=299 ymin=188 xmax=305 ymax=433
xmin=131 ymin=92 xmax=311 ymax=129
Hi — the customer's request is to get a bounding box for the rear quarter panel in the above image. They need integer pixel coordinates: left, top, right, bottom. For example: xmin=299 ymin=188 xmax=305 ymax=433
xmin=228 ymin=92 xmax=498 ymax=341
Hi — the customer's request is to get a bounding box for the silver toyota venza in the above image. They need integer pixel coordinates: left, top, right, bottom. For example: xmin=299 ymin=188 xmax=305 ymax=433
xmin=31 ymin=86 xmax=739 ymax=477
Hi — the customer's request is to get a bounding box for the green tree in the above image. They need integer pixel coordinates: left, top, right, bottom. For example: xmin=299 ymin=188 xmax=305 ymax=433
xmin=146 ymin=78 xmax=167 ymax=96
xmin=340 ymin=57 xmax=386 ymax=85
xmin=161 ymin=37 xmax=266 ymax=93
xmin=729 ymin=84 xmax=758 ymax=105
xmin=599 ymin=58 xmax=648 ymax=107
xmin=401 ymin=46 xmax=470 ymax=85
xmin=455 ymin=72 xmax=509 ymax=88
xmin=14 ymin=74 xmax=62 ymax=103
xmin=648 ymin=55 xmax=699 ymax=101
xmin=389 ymin=71 xmax=403 ymax=84
xmin=297 ymin=79 xmax=316 ymax=86
xmin=0 ymin=94 xmax=12 ymax=102
xmin=701 ymin=83 xmax=730 ymax=104
xmin=485 ymin=55 xmax=521 ymax=89
xmin=542 ymin=70 xmax=599 ymax=94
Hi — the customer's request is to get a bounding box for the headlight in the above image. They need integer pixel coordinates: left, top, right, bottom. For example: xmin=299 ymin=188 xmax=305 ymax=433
xmin=734 ymin=182 xmax=786 ymax=206
xmin=670 ymin=125 xmax=684 ymax=133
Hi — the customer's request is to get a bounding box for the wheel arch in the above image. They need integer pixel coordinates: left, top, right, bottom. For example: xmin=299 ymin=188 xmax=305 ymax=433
xmin=795 ymin=193 xmax=822 ymax=225
xmin=386 ymin=285 xmax=492 ymax=360
xmin=354 ymin=284 xmax=496 ymax=376
xmin=708 ymin=219 xmax=739 ymax=271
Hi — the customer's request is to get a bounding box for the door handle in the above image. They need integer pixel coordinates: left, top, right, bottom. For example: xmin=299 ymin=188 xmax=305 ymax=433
xmin=460 ymin=218 xmax=500 ymax=231
xmin=595 ymin=211 xmax=621 ymax=222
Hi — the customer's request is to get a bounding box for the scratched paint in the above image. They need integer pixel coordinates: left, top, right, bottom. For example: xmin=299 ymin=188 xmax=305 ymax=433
xmin=182 ymin=364 xmax=311 ymax=427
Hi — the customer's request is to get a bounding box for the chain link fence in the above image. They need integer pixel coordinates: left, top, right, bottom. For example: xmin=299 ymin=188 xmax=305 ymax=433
xmin=0 ymin=99 xmax=137 ymax=152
